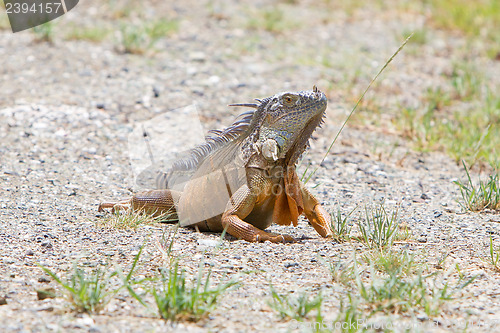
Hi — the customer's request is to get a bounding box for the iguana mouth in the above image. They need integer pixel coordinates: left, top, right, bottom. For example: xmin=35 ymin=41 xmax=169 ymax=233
xmin=284 ymin=112 xmax=325 ymax=163
xmin=284 ymin=93 xmax=327 ymax=164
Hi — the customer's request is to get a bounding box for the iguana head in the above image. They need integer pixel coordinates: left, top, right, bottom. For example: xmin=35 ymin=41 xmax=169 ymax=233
xmin=254 ymin=86 xmax=327 ymax=163
xmin=165 ymin=87 xmax=327 ymax=181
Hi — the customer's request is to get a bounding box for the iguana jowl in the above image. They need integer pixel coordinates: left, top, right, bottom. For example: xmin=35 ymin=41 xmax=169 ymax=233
xmin=99 ymin=86 xmax=333 ymax=242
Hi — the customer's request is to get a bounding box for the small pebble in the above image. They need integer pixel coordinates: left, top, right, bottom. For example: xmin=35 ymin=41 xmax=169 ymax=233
xmin=41 ymin=242 xmax=52 ymax=249
xmin=38 ymin=276 xmax=50 ymax=283
xmin=284 ymin=262 xmax=299 ymax=268
xmin=36 ymin=288 xmax=56 ymax=300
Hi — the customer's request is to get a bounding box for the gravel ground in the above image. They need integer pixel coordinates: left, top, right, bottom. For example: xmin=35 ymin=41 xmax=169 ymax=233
xmin=1 ymin=1 xmax=500 ymax=332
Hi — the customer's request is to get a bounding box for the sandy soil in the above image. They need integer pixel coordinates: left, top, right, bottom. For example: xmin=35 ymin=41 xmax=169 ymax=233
xmin=1 ymin=1 xmax=499 ymax=332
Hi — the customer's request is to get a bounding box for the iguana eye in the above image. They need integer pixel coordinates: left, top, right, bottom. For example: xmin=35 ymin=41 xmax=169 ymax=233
xmin=282 ymin=94 xmax=297 ymax=106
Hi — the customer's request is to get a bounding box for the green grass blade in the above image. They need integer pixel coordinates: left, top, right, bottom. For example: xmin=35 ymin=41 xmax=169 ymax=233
xmin=304 ymin=33 xmax=414 ymax=184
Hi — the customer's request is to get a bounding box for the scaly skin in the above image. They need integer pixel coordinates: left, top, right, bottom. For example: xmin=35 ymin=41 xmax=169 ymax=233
xmin=99 ymin=86 xmax=333 ymax=242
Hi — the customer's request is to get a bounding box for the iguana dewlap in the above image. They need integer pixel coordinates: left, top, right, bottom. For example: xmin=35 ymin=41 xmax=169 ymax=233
xmin=99 ymin=86 xmax=333 ymax=243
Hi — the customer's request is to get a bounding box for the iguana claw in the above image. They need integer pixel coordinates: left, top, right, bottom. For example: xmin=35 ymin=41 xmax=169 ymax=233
xmin=98 ymin=200 xmax=131 ymax=214
xmin=256 ymin=233 xmax=296 ymax=243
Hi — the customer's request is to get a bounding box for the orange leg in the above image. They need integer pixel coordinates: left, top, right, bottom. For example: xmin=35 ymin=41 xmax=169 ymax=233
xmin=221 ymin=185 xmax=295 ymax=243
xmin=300 ymin=183 xmax=333 ymax=238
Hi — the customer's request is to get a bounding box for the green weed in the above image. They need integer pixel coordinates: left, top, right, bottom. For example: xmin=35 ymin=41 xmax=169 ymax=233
xmin=354 ymin=260 xmax=475 ymax=316
xmin=488 ymin=235 xmax=500 ymax=272
xmin=32 ymin=22 xmax=54 ymax=43
xmin=245 ymin=6 xmax=300 ymax=33
xmin=329 ymin=258 xmax=355 ymax=286
xmin=454 ymin=161 xmax=500 ymax=211
xmin=395 ymin=221 xmax=413 ymax=242
xmin=158 ymin=223 xmax=180 ymax=262
xmin=434 ymin=252 xmax=449 ymax=270
xmin=426 ymin=86 xmax=452 ymax=112
xmin=152 ymin=261 xmax=239 ymax=321
xmin=397 ymin=87 xmax=450 ymax=151
xmin=38 ymin=247 xmax=145 ymax=313
xmin=401 ymin=27 xmax=427 ymax=45
xmin=362 ymin=249 xmax=418 ymax=276
xmin=38 ymin=262 xmax=118 ymax=313
xmin=394 ymin=62 xmax=500 ymax=169
xmin=330 ymin=206 xmax=356 ymax=242
xmin=117 ymin=19 xmax=178 ymax=54
xmin=451 ymin=63 xmax=482 ymax=101
xmin=357 ymin=203 xmax=399 ymax=250
xmin=333 ymin=294 xmax=362 ymax=333
xmin=326 ymin=250 xmax=474 ymax=331
xmin=65 ymin=25 xmax=111 ymax=42
xmin=428 ymin=0 xmax=500 ymax=57
xmin=268 ymin=286 xmax=323 ymax=321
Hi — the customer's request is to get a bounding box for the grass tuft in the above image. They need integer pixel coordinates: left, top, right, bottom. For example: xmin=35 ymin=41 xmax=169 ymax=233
xmin=333 ymin=294 xmax=361 ymax=333
xmin=362 ymin=249 xmax=418 ymax=276
xmin=37 ymin=247 xmax=145 ymax=313
xmin=329 ymin=257 xmax=355 ymax=286
xmin=488 ymin=235 xmax=500 ymax=272
xmin=245 ymin=6 xmax=300 ymax=33
xmin=326 ymin=250 xmax=475 ymax=329
xmin=117 ymin=19 xmax=178 ymax=54
xmin=454 ymin=161 xmax=500 ymax=211
xmin=354 ymin=259 xmax=475 ymax=316
xmin=152 ymin=260 xmax=239 ymax=321
xmin=32 ymin=22 xmax=55 ymax=43
xmin=357 ymin=202 xmax=399 ymax=250
xmin=394 ymin=61 xmax=500 ymax=169
xmin=428 ymin=0 xmax=500 ymax=58
xmin=37 ymin=262 xmax=118 ymax=313
xmin=97 ymin=208 xmax=177 ymax=229
xmin=268 ymin=286 xmax=323 ymax=321
xmin=330 ymin=206 xmax=356 ymax=242
xmin=65 ymin=25 xmax=111 ymax=43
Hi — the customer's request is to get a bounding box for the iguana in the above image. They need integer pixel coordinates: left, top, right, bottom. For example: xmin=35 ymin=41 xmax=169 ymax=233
xmin=99 ymin=86 xmax=333 ymax=243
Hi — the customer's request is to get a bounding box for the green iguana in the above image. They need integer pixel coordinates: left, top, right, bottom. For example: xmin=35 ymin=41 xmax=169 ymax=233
xmin=99 ymin=86 xmax=333 ymax=243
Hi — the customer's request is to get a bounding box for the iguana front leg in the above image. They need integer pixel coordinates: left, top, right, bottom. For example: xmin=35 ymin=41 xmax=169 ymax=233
xmin=300 ymin=184 xmax=333 ymax=238
xmin=221 ymin=184 xmax=295 ymax=243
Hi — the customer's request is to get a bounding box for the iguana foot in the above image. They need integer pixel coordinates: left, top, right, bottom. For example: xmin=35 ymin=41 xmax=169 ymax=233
xmin=255 ymin=233 xmax=296 ymax=243
xmin=300 ymin=184 xmax=333 ymax=238
xmin=221 ymin=212 xmax=296 ymax=243
xmin=305 ymin=204 xmax=333 ymax=238
xmin=98 ymin=199 xmax=132 ymax=214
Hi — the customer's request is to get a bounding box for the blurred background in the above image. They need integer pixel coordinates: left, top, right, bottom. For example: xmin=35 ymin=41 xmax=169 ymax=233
xmin=0 ymin=0 xmax=498 ymax=169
